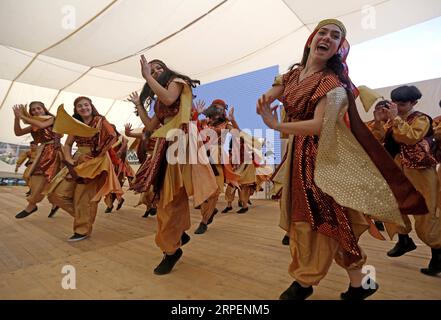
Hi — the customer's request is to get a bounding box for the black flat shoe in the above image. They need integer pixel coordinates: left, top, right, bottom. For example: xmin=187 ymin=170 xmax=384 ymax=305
xmin=48 ymin=206 xmax=59 ymax=218
xmin=237 ymin=207 xmax=248 ymax=214
xmin=153 ymin=248 xmax=183 ymax=275
xmin=221 ymin=206 xmax=233 ymax=213
xmin=340 ymin=280 xmax=379 ymax=300
xmin=194 ymin=223 xmax=208 ymax=234
xmin=279 ymin=281 xmax=313 ymax=300
xmin=116 ymin=198 xmax=125 ymax=210
xmin=15 ymin=206 xmax=38 ymax=219
xmin=207 ymin=208 xmax=218 ymax=225
xmin=142 ymin=208 xmax=151 ymax=218
xmin=387 ymin=234 xmax=416 ymax=257
xmin=282 ymin=235 xmax=289 ymax=246
xmin=149 ymin=207 xmax=157 ymax=216
xmin=104 ymin=207 xmax=113 ymax=214
xmin=181 ymin=232 xmax=190 ymax=246
xmin=67 ymin=233 xmax=89 ymax=242
xmin=420 ymin=248 xmax=441 ymax=276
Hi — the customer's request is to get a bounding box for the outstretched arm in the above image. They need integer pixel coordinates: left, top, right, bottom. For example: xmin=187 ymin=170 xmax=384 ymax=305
xmin=257 ymin=94 xmax=327 ymax=136
xmin=127 ymin=91 xmax=160 ymax=132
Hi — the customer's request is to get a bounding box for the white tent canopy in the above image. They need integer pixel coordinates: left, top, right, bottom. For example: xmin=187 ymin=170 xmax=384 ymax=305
xmin=1 ymin=0 xmax=441 ymax=145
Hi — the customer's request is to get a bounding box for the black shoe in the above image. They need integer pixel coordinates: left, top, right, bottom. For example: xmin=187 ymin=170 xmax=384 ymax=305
xmin=181 ymin=232 xmax=191 ymax=246
xmin=15 ymin=206 xmax=38 ymax=219
xmin=142 ymin=208 xmax=152 ymax=218
xmin=238 ymin=200 xmax=243 ymax=208
xmin=282 ymin=235 xmax=290 ymax=246
xmin=104 ymin=207 xmax=113 ymax=214
xmin=279 ymin=281 xmax=313 ymax=300
xmin=67 ymin=233 xmax=88 ymax=242
xmin=207 ymin=208 xmax=218 ymax=225
xmin=221 ymin=206 xmax=233 ymax=213
xmin=374 ymin=221 xmax=385 ymax=231
xmin=237 ymin=207 xmax=248 ymax=214
xmin=149 ymin=207 xmax=157 ymax=216
xmin=116 ymin=198 xmax=125 ymax=211
xmin=194 ymin=223 xmax=208 ymax=234
xmin=48 ymin=206 xmax=59 ymax=218
xmin=153 ymin=248 xmax=183 ymax=275
xmin=420 ymin=248 xmax=441 ymax=276
xmin=387 ymin=234 xmax=417 ymax=257
xmin=340 ymin=280 xmax=379 ymax=300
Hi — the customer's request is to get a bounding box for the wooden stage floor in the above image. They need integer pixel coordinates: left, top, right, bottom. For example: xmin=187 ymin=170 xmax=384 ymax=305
xmin=0 ymin=186 xmax=440 ymax=300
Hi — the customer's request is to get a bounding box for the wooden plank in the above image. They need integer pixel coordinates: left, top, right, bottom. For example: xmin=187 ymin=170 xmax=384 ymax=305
xmin=0 ymin=186 xmax=440 ymax=300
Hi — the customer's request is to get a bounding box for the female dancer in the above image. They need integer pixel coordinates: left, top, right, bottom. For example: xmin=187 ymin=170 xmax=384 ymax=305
xmin=257 ymin=19 xmax=427 ymax=299
xmin=13 ymin=102 xmax=61 ymax=219
xmin=125 ymin=123 xmax=158 ymax=218
xmin=47 ymin=97 xmax=122 ymax=241
xmin=127 ymin=57 xmax=218 ymax=274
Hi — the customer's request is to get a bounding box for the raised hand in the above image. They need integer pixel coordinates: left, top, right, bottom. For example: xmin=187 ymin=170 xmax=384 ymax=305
xmin=140 ymin=55 xmax=152 ymax=80
xmin=13 ymin=105 xmax=21 ymax=118
xmin=124 ymin=123 xmax=133 ymax=136
xmin=386 ymin=102 xmax=398 ymax=120
xmin=194 ymin=99 xmax=206 ymax=114
xmin=19 ymin=104 xmax=27 ymax=117
xmin=257 ymin=94 xmax=279 ymax=129
xmin=227 ymin=106 xmax=235 ymax=121
xmin=127 ymin=91 xmax=141 ymax=106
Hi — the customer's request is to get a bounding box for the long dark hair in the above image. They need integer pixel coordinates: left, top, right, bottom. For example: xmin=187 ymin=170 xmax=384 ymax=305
xmin=72 ymin=96 xmax=101 ymax=123
xmin=139 ymin=59 xmax=200 ymax=109
xmin=29 ymin=101 xmax=54 ymax=117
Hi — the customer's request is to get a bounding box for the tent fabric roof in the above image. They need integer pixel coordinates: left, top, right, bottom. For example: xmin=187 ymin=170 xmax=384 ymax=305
xmin=1 ymin=0 xmax=440 ymax=144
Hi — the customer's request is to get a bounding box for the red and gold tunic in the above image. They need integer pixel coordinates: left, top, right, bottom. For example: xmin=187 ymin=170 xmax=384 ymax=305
xmin=280 ymin=66 xmax=361 ymax=260
xmin=30 ymin=124 xmax=61 ymax=182
xmin=132 ymin=77 xmax=182 ymax=193
xmin=74 ymin=116 xmax=116 ymax=157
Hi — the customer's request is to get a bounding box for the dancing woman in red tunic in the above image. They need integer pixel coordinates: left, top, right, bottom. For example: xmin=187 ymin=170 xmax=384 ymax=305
xmin=257 ymin=19 xmax=427 ymax=300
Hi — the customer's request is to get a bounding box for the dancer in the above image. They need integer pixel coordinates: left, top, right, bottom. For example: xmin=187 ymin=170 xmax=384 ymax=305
xmin=127 ymin=57 xmax=218 ymax=274
xmin=13 ymin=102 xmax=61 ymax=219
xmin=47 ymin=97 xmax=122 ymax=241
xmin=15 ymin=141 xmax=37 ymax=194
xmin=370 ymin=86 xmax=441 ymax=275
xmin=125 ymin=123 xmax=158 ymax=218
xmin=256 ymin=19 xmax=427 ymax=299
xmin=104 ymin=130 xmax=134 ymax=213
xmin=192 ymin=99 xmax=240 ymax=234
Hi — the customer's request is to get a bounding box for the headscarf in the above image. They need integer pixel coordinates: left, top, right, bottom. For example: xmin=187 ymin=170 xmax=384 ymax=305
xmin=304 ymin=19 xmax=359 ymax=97
xmin=210 ymin=99 xmax=228 ymax=110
